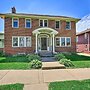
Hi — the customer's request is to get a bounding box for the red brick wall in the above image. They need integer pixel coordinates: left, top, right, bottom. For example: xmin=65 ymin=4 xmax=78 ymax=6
xmin=4 ymin=17 xmax=76 ymax=55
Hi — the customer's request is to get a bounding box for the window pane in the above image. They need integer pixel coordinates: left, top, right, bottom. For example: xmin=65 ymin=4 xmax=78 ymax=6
xmin=40 ymin=20 xmax=43 ymax=27
xmin=44 ymin=20 xmax=47 ymax=27
xmin=13 ymin=19 xmax=18 ymax=28
xmin=26 ymin=19 xmax=31 ymax=28
xmin=66 ymin=21 xmax=70 ymax=30
xmin=56 ymin=21 xmax=60 ymax=28
xmin=66 ymin=38 xmax=71 ymax=46
xmin=19 ymin=37 xmax=25 ymax=47
xmin=61 ymin=38 xmax=65 ymax=46
xmin=13 ymin=37 xmax=18 ymax=47
xmin=26 ymin=37 xmax=31 ymax=47
xmin=56 ymin=38 xmax=60 ymax=46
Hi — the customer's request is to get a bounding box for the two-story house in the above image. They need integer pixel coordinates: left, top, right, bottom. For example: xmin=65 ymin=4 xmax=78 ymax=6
xmin=76 ymin=29 xmax=90 ymax=53
xmin=0 ymin=7 xmax=80 ymax=55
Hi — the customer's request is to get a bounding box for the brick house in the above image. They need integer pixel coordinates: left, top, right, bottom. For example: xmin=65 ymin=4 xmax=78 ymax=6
xmin=76 ymin=29 xmax=90 ymax=53
xmin=0 ymin=7 xmax=79 ymax=55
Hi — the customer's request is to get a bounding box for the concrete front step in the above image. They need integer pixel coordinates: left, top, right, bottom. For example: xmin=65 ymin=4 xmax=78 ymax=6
xmin=42 ymin=62 xmax=65 ymax=70
xmin=39 ymin=51 xmax=53 ymax=57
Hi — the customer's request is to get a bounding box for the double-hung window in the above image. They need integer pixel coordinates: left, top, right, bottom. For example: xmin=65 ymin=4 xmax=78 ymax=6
xmin=39 ymin=19 xmax=48 ymax=27
xmin=66 ymin=21 xmax=71 ymax=30
xmin=25 ymin=19 xmax=31 ymax=28
xmin=55 ymin=21 xmax=60 ymax=29
xmin=12 ymin=18 xmax=19 ymax=28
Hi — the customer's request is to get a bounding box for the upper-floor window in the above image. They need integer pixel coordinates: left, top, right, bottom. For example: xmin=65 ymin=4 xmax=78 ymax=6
xmin=55 ymin=21 xmax=60 ymax=29
xmin=66 ymin=21 xmax=71 ymax=30
xmin=12 ymin=18 xmax=19 ymax=28
xmin=39 ymin=19 xmax=48 ymax=27
xmin=25 ymin=19 xmax=31 ymax=28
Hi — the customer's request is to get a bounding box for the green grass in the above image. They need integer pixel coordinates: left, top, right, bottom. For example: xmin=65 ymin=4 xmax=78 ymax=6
xmin=0 ymin=56 xmax=28 ymax=63
xmin=49 ymin=79 xmax=90 ymax=90
xmin=0 ymin=83 xmax=24 ymax=90
xmin=0 ymin=63 xmax=29 ymax=70
xmin=63 ymin=53 xmax=90 ymax=68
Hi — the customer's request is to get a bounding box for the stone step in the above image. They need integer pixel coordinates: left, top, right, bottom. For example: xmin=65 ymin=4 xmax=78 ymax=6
xmin=42 ymin=62 xmax=66 ymax=70
xmin=41 ymin=57 xmax=56 ymax=62
xmin=39 ymin=51 xmax=53 ymax=57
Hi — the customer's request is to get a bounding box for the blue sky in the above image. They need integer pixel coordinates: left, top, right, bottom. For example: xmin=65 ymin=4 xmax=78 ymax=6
xmin=0 ymin=0 xmax=90 ymax=32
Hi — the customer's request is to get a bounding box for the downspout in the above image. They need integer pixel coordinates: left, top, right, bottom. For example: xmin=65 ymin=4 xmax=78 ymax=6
xmin=88 ymin=33 xmax=89 ymax=52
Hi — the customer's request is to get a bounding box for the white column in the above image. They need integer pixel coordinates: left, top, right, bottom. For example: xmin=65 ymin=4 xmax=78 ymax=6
xmin=35 ymin=34 xmax=38 ymax=53
xmin=52 ymin=34 xmax=55 ymax=53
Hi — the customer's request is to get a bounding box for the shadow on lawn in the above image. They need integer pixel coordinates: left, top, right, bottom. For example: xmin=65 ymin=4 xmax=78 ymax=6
xmin=64 ymin=53 xmax=90 ymax=61
xmin=0 ymin=56 xmax=28 ymax=63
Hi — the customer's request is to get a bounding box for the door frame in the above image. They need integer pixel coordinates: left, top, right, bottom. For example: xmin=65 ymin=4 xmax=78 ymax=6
xmin=38 ymin=34 xmax=49 ymax=51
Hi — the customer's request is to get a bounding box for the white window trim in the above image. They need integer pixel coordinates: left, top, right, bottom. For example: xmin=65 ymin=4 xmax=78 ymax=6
xmin=12 ymin=18 xmax=19 ymax=28
xmin=25 ymin=18 xmax=32 ymax=28
xmin=39 ymin=19 xmax=48 ymax=27
xmin=66 ymin=21 xmax=71 ymax=30
xmin=55 ymin=37 xmax=60 ymax=47
xmin=55 ymin=37 xmax=71 ymax=47
xmin=12 ymin=36 xmax=32 ymax=47
xmin=55 ymin=20 xmax=60 ymax=29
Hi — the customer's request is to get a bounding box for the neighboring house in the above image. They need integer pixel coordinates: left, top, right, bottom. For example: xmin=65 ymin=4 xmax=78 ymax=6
xmin=0 ymin=33 xmax=4 ymax=51
xmin=76 ymin=29 xmax=90 ymax=53
xmin=0 ymin=7 xmax=80 ymax=55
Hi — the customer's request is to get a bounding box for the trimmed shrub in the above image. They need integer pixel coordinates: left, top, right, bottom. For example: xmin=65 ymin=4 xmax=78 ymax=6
xmin=55 ymin=53 xmax=66 ymax=61
xmin=29 ymin=59 xmax=42 ymax=69
xmin=59 ymin=59 xmax=74 ymax=67
xmin=0 ymin=51 xmax=5 ymax=57
xmin=27 ymin=54 xmax=41 ymax=62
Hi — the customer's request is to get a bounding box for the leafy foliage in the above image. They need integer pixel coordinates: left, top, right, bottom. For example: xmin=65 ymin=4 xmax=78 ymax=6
xmin=29 ymin=59 xmax=42 ymax=69
xmin=59 ymin=58 xmax=74 ymax=67
xmin=27 ymin=54 xmax=41 ymax=62
xmin=55 ymin=53 xmax=66 ymax=61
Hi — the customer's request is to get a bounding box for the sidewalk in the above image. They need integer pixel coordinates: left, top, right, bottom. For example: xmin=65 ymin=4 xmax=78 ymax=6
xmin=0 ymin=69 xmax=90 ymax=90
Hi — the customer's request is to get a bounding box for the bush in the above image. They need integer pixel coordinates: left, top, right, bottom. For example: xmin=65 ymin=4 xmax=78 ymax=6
xmin=29 ymin=59 xmax=42 ymax=69
xmin=0 ymin=51 xmax=5 ymax=57
xmin=55 ymin=53 xmax=66 ymax=61
xmin=59 ymin=59 xmax=74 ymax=67
xmin=27 ymin=54 xmax=41 ymax=62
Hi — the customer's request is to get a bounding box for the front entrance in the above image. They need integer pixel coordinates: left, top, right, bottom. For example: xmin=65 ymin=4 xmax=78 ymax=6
xmin=41 ymin=37 xmax=47 ymax=50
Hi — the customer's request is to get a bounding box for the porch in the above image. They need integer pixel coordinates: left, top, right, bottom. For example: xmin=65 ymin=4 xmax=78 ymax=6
xmin=32 ymin=27 xmax=58 ymax=53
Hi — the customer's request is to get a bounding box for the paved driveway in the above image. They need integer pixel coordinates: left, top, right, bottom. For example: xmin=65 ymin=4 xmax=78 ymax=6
xmin=0 ymin=69 xmax=90 ymax=90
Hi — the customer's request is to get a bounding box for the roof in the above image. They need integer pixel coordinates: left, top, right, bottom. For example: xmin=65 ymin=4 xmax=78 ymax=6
xmin=0 ymin=13 xmax=80 ymax=22
xmin=76 ymin=29 xmax=90 ymax=36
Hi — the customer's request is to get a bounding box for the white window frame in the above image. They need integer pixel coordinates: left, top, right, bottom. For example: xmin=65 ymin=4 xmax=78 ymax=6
xmin=66 ymin=21 xmax=71 ymax=30
xmin=55 ymin=20 xmax=60 ymax=29
xmin=25 ymin=18 xmax=31 ymax=28
xmin=39 ymin=19 xmax=48 ymax=27
xmin=12 ymin=36 xmax=31 ymax=47
xmin=55 ymin=37 xmax=71 ymax=47
xmin=12 ymin=18 xmax=19 ymax=28
xmin=55 ymin=37 xmax=60 ymax=47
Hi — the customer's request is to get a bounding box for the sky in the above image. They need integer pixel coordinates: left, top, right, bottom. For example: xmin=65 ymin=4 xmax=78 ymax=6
xmin=0 ymin=0 xmax=90 ymax=32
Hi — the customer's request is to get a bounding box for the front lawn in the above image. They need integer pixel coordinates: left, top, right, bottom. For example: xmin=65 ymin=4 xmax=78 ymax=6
xmin=49 ymin=79 xmax=90 ymax=90
xmin=0 ymin=54 xmax=42 ymax=69
xmin=0 ymin=63 xmax=29 ymax=70
xmin=0 ymin=83 xmax=24 ymax=90
xmin=64 ymin=53 xmax=90 ymax=68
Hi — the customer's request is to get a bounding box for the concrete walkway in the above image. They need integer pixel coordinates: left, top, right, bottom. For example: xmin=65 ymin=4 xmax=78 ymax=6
xmin=0 ymin=69 xmax=90 ymax=90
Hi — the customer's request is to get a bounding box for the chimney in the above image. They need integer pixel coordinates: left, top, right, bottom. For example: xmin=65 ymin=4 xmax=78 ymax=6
xmin=12 ymin=7 xmax=16 ymax=13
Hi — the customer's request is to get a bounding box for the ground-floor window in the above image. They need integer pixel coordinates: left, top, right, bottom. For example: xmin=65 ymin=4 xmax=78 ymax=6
xmin=55 ymin=37 xmax=71 ymax=47
xmin=12 ymin=36 xmax=31 ymax=47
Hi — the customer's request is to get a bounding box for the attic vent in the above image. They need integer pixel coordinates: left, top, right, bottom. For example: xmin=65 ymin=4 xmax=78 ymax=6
xmin=12 ymin=7 xmax=16 ymax=13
